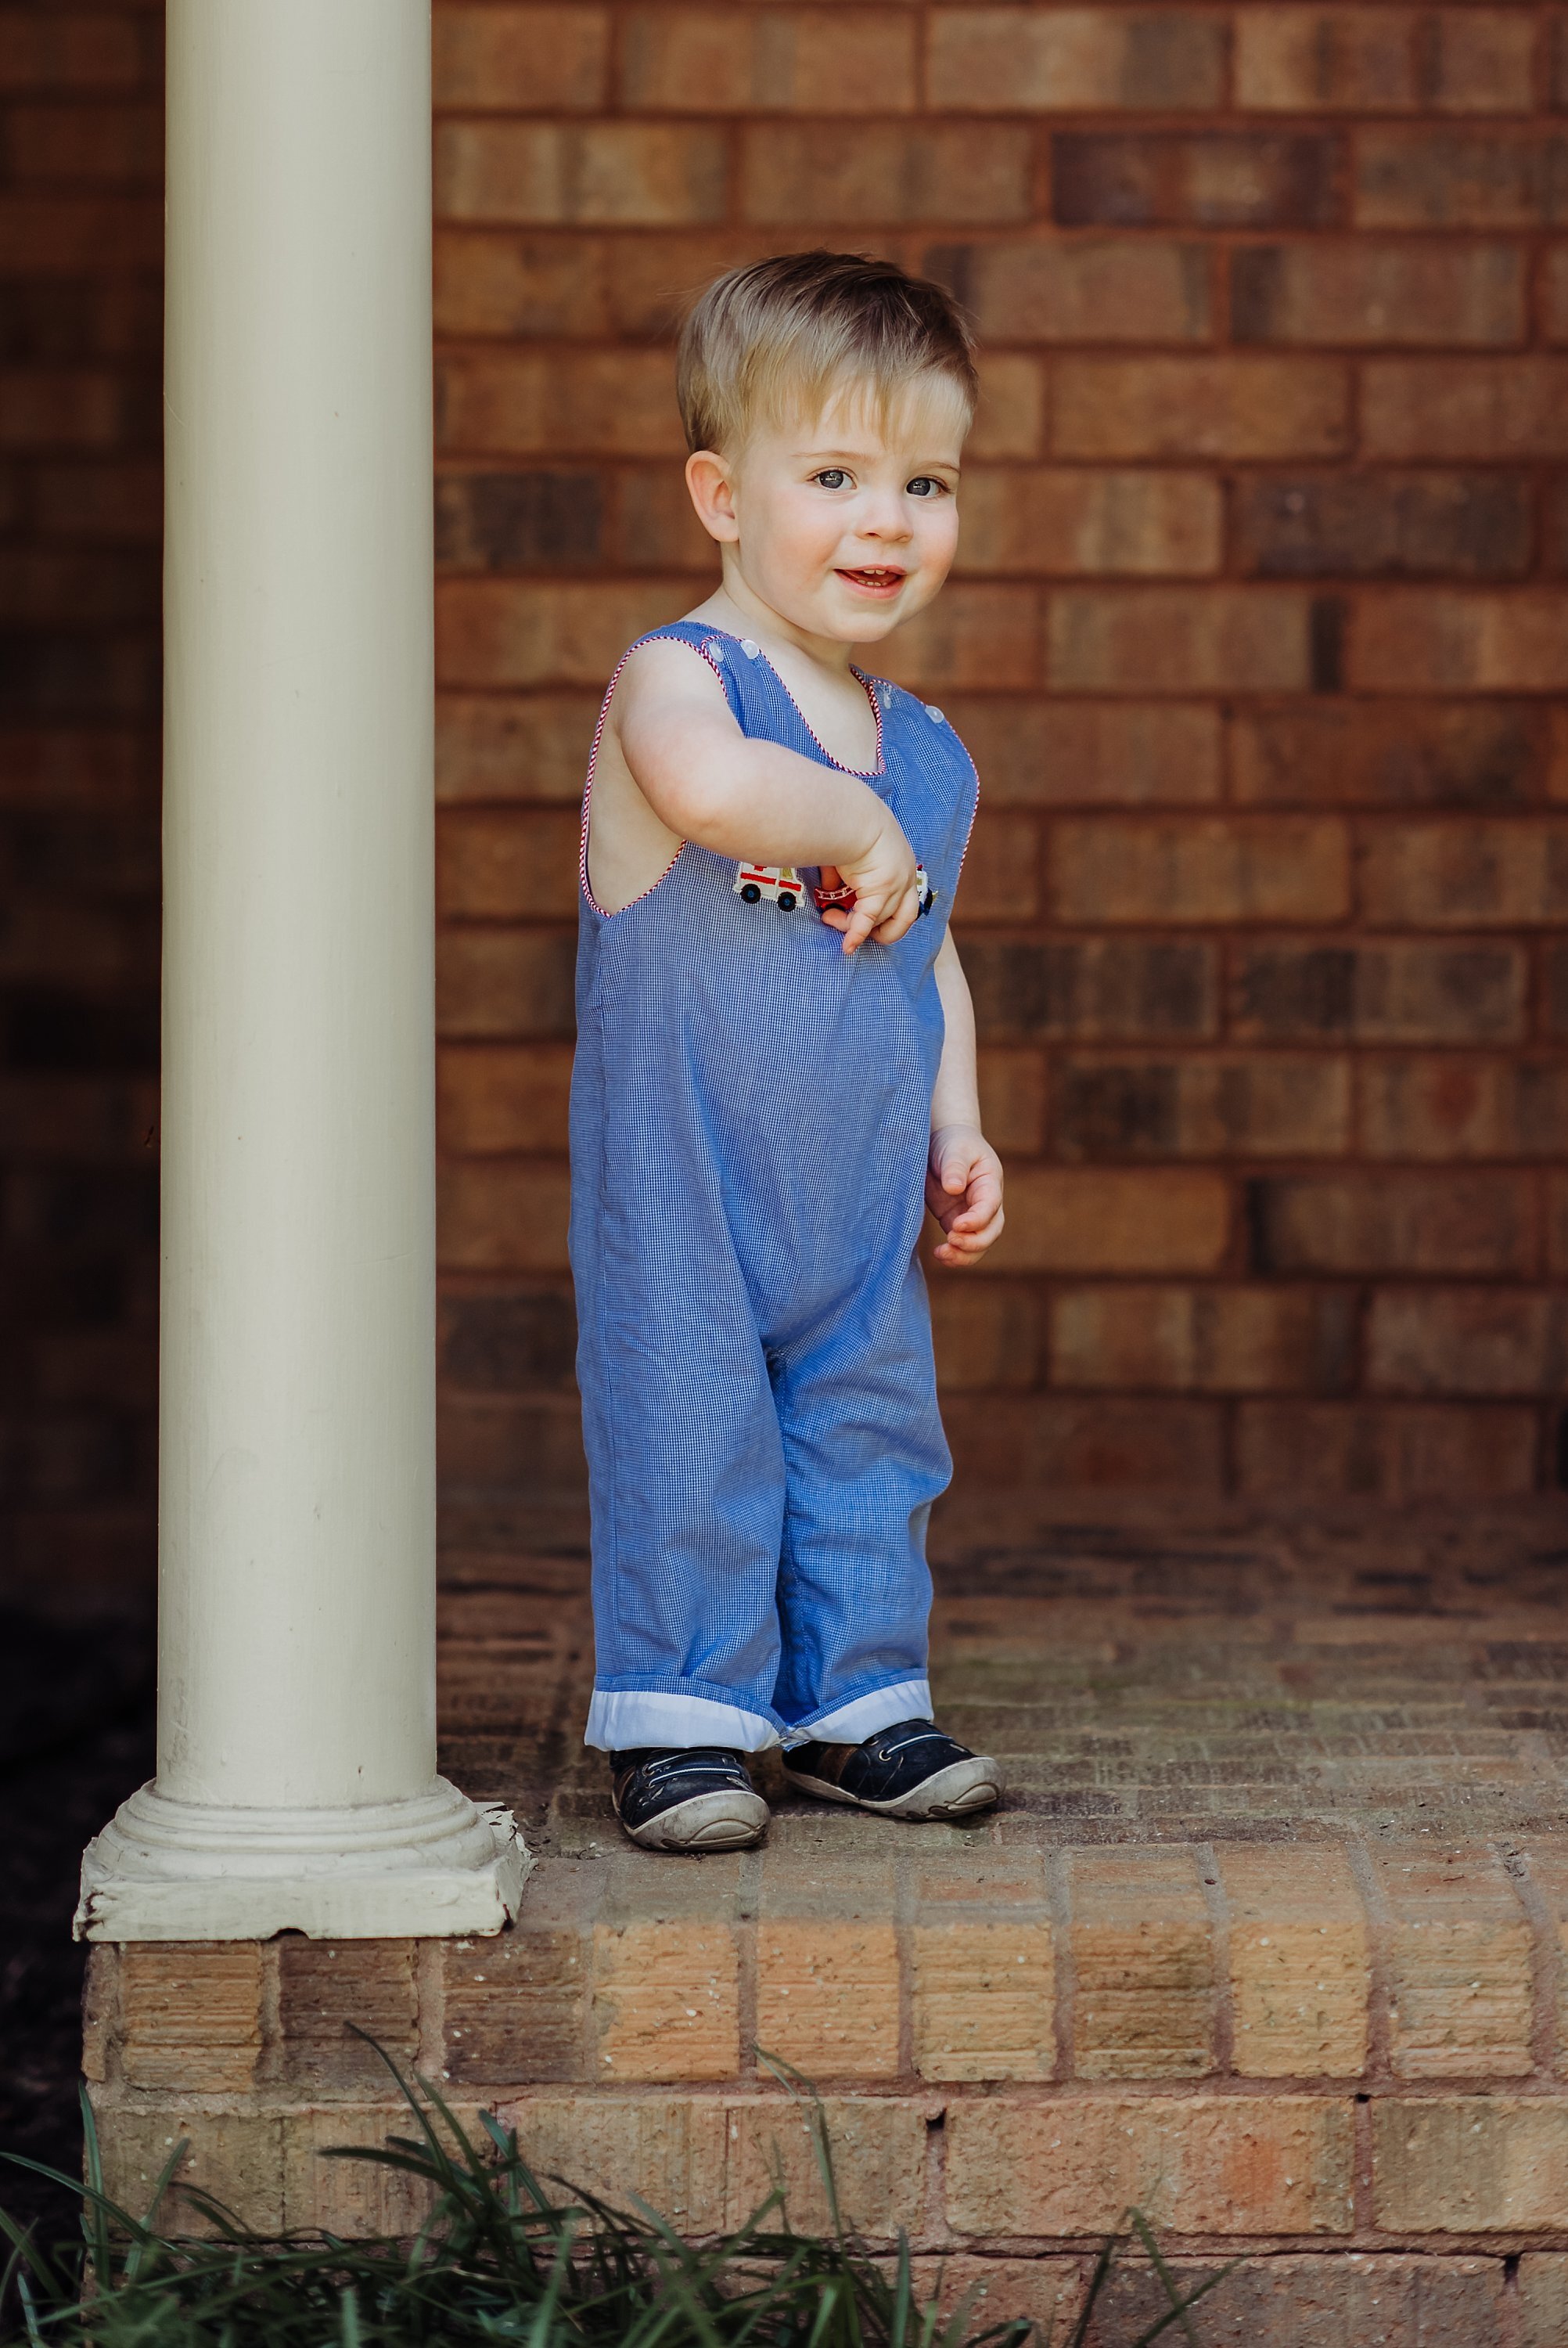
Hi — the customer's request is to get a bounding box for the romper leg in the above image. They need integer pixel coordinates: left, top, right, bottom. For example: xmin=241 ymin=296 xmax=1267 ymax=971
xmin=768 ymin=1255 xmax=950 ymax=1744
xmin=577 ymin=1237 xmax=792 ymax=1753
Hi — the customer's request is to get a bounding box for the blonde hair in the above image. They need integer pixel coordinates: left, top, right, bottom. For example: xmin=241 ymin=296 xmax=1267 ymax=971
xmin=676 ymin=251 xmax=978 ymax=456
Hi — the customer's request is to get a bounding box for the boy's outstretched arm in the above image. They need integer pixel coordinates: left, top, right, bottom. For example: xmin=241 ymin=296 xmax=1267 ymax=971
xmin=927 ymin=929 xmax=1005 ymax=1267
xmin=613 ymin=639 xmax=920 ymax=951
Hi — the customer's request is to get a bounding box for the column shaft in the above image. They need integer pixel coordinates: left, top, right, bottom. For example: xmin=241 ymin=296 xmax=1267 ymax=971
xmin=77 ymin=0 xmax=526 ymax=1939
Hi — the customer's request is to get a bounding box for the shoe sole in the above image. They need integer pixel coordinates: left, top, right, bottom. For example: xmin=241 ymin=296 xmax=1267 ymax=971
xmin=784 ymin=1755 xmax=1001 ymax=1821
xmin=615 ymin=1788 xmax=770 ymax=1852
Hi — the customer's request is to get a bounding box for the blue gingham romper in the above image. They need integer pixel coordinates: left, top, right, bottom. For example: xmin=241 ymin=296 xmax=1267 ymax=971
xmin=570 ymin=621 xmax=978 ymax=1753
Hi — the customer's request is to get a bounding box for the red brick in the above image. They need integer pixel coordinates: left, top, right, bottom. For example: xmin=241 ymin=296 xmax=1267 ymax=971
xmin=440 ymin=1043 xmax=574 ymax=1156
xmin=1232 ymin=243 xmax=1523 ymax=347
xmin=1253 ymin=1171 xmax=1532 ymax=1275
xmin=0 ymin=368 xmax=138 ymax=450
xmin=967 ymin=354 xmax=1045 ymax=459
xmin=434 ymin=231 xmax=610 ymax=340
xmin=1233 ymin=474 xmax=1530 ymax=580
xmin=955 ymin=469 xmax=1221 ymax=578
xmin=1235 ymin=9 xmax=1417 ymax=112
xmin=876 ymin=583 xmax=1040 ymax=691
xmin=962 ymin=938 xmax=1219 ymax=1042
xmin=1237 ymin=9 xmax=1537 ymax=116
xmin=433 ymin=7 xmax=609 ymax=110
xmin=1002 ymin=1168 xmax=1229 ymax=1273
xmin=1350 ymin=592 xmax=1568 ymax=694
xmin=1069 ymin=1846 xmax=1214 ymax=2080
xmin=438 ymin=809 xmax=581 ymax=922
xmin=1357 ymin=131 xmax=1568 ymax=229
xmin=929 ymin=9 xmax=1226 ymax=111
xmin=1048 ymin=589 xmax=1316 ymax=693
xmin=0 ymin=16 xmax=145 ymax=92
xmin=943 ymin=1394 xmax=1226 ymax=1489
xmin=1221 ymin=1846 xmax=1370 ymax=2080
xmin=1232 ymin=941 xmax=1527 ymax=1043
xmin=5 ymin=99 xmax=161 ymax=186
xmin=438 ymin=1394 xmax=587 ymax=1493
xmin=1547 ymin=247 xmax=1568 ymax=347
xmin=601 ymin=230 xmax=785 ymax=338
xmin=1375 ymin=2100 xmax=1568 ymax=2233
xmin=1054 ymin=1053 xmax=1352 ymax=1161
xmin=0 ymin=193 xmax=160 ymax=268
xmin=953 ymin=810 xmax=1041 ymax=920
xmin=441 ymin=1903 xmax=586 ymax=2082
xmin=1374 ymin=1844 xmax=1534 ymax=2080
xmin=437 ymin=930 xmax=577 ymax=1038
xmin=437 ymin=693 xmax=599 ymax=805
xmin=945 ymin=2095 xmax=1353 ymax=2237
xmin=439 ymin=1285 xmax=575 ymax=1395
xmin=948 ymin=699 xmax=1222 ymax=808
xmin=1361 ymin=1057 xmax=1568 ymax=1161
xmin=438 ymin=580 xmax=688 ymax=689
xmin=936 ymin=238 xmax=1212 ymax=345
xmin=1363 ymin=358 xmax=1568 ymax=459
xmin=437 ymin=468 xmax=605 ymax=571
xmin=931 ymin=1280 xmax=1041 ymax=1392
xmin=614 ymin=466 xmax=716 ymax=574
xmin=1368 ymin=1289 xmax=1568 ymax=1395
xmin=1232 ymin=702 xmax=1553 ymax=808
xmin=739 ymin=124 xmax=1031 ymax=226
xmin=1055 ymin=135 xmax=1338 ymax=230
xmin=1050 ymin=816 xmax=1349 ymax=924
xmin=1051 ymin=1284 xmax=1355 ymax=1395
xmin=618 ymin=9 xmax=916 ymax=113
xmin=1235 ymin=1399 xmax=1541 ymax=1498
xmin=439 ymin=1160 xmax=571 ymax=1272
xmin=976 ymin=1046 xmax=1048 ymax=1153
xmin=1053 ymin=358 xmax=1349 ymax=461
xmin=436 ymin=123 xmax=727 ymax=227
xmin=437 ymin=351 xmax=681 ymax=457
xmin=33 ymin=456 xmax=163 ymax=542
xmin=1363 ymin=820 xmax=1568 ymax=926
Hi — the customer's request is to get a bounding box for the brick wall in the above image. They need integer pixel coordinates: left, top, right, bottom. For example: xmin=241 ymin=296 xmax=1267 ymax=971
xmin=0 ymin=2 xmax=164 ymax=1596
xmin=433 ymin=1 xmax=1568 ymax=1508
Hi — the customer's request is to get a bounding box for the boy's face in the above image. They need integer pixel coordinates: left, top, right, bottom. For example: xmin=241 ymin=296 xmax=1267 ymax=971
xmin=689 ymin=371 xmax=967 ymax=645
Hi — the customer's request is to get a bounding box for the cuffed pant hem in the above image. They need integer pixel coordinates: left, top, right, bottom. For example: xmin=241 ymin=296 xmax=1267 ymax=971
xmin=584 ymin=1687 xmax=782 ymax=1754
xmin=781 ymin=1676 xmax=933 ymax=1749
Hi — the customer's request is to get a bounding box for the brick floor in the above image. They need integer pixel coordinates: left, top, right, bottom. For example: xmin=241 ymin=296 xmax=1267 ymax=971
xmin=85 ymin=1496 xmax=1568 ymax=2342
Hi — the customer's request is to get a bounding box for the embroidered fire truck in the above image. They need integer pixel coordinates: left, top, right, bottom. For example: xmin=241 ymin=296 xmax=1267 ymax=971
xmin=811 ymin=865 xmax=937 ymax=917
xmin=733 ymin=863 xmax=805 ymax=909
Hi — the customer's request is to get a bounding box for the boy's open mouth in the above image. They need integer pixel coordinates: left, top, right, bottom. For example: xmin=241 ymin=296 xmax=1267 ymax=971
xmin=836 ymin=566 xmax=906 ymax=596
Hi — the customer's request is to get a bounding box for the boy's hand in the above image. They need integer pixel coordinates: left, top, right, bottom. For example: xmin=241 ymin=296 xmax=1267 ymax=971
xmin=926 ymin=1124 xmax=1005 ymax=1266
xmin=818 ymin=808 xmax=920 ymax=954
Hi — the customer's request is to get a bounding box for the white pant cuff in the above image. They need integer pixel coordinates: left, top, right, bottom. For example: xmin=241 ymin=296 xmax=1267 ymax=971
xmin=585 ymin=1688 xmax=781 ymax=1753
xmin=782 ymin=1678 xmax=933 ymax=1748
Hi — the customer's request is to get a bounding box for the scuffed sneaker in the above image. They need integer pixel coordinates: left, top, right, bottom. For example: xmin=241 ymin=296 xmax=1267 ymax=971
xmin=610 ymin=1747 xmax=770 ymax=1851
xmin=782 ymin=1719 xmax=1001 ymax=1820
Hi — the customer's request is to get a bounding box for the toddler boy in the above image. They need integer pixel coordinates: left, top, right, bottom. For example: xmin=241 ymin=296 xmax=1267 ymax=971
xmin=570 ymin=252 xmax=1005 ymax=1850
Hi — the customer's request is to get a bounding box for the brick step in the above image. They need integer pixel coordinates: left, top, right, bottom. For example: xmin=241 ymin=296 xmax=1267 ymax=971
xmin=87 ymin=1834 xmax=1568 ymax=2294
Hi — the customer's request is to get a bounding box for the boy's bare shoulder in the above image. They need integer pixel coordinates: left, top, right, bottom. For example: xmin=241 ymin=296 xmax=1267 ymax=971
xmin=607 ymin=631 xmax=736 ymax=756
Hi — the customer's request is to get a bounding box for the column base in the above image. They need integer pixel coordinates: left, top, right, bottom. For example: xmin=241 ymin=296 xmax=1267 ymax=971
xmin=75 ymin=1777 xmax=530 ymax=1941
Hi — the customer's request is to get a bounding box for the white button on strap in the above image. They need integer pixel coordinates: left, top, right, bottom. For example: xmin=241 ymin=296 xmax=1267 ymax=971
xmin=739 ymin=637 xmax=761 ymax=659
xmin=704 ymin=636 xmax=725 ymax=661
xmin=926 ymin=704 xmax=945 ymax=723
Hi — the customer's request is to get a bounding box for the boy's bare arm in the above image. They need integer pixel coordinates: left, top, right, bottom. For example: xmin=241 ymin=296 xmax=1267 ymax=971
xmin=613 ymin=640 xmax=919 ymax=953
xmin=927 ymin=929 xmax=1005 ymax=1267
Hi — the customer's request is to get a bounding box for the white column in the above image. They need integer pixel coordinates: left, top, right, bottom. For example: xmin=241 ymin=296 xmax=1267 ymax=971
xmin=77 ymin=0 xmax=527 ymax=1940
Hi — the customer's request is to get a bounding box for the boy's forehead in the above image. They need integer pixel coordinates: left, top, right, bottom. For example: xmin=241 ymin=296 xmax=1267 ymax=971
xmin=779 ymin=371 xmax=969 ymax=459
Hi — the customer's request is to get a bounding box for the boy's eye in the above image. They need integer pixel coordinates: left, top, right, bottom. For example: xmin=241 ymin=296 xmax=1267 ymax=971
xmin=813 ymin=468 xmax=849 ymax=490
xmin=907 ymin=476 xmax=948 ymax=499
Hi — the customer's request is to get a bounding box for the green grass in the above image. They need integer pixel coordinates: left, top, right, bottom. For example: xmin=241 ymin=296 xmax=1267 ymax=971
xmin=1 ymin=2045 xmax=1241 ymax=2347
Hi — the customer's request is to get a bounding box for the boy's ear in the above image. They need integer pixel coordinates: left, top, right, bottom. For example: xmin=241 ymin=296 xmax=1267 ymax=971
xmin=685 ymin=449 xmax=739 ymax=544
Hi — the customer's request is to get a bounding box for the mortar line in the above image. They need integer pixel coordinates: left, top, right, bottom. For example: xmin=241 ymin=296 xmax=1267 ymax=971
xmin=1196 ymin=1842 xmax=1235 ymax=2079
xmin=1504 ymin=1838 xmax=1561 ymax=2081
xmin=736 ymin=1846 xmax=761 ymax=2084
xmin=1046 ymin=1844 xmax=1074 ymax=2085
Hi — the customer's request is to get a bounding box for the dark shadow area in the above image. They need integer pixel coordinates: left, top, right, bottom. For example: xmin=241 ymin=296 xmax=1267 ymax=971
xmin=0 ymin=1608 xmax=153 ymax=2235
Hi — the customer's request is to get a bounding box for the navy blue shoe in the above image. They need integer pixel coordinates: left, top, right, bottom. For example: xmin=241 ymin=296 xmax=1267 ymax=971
xmin=783 ymin=1720 xmax=1001 ymax=1820
xmin=610 ymin=1747 xmax=770 ymax=1851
